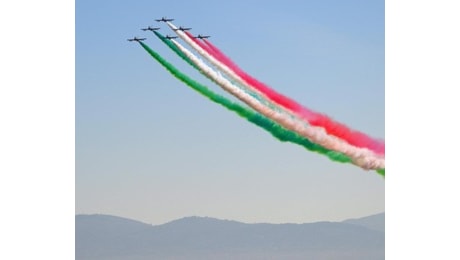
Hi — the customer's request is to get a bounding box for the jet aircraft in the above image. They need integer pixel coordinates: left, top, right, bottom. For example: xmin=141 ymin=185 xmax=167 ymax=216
xmin=173 ymin=26 xmax=192 ymax=31
xmin=141 ymin=26 xmax=160 ymax=31
xmin=194 ymin=34 xmax=210 ymax=39
xmin=165 ymin=35 xmax=178 ymax=39
xmin=127 ymin=37 xmax=146 ymax=42
xmin=155 ymin=17 xmax=174 ymax=22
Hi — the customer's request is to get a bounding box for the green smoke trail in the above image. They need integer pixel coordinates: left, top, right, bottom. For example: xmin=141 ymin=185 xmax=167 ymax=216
xmin=138 ymin=41 xmax=384 ymax=175
xmin=152 ymin=31 xmax=199 ymax=70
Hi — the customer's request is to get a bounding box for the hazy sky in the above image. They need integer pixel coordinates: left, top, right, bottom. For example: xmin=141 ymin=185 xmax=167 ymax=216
xmin=76 ymin=0 xmax=384 ymax=225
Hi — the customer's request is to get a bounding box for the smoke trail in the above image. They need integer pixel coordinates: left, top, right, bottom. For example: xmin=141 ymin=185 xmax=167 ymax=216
xmin=168 ymin=38 xmax=385 ymax=170
xmin=202 ymin=39 xmax=385 ymax=155
xmin=168 ymin=24 xmax=312 ymax=125
xmin=137 ymin=41 xmax=360 ymax=168
xmin=153 ymin=30 xmax=285 ymax=113
xmin=166 ymin=22 xmax=264 ymax=101
xmin=202 ymin=38 xmax=243 ymax=76
xmin=173 ymin=23 xmax=384 ymax=155
xmin=187 ymin=35 xmax=280 ymax=111
xmin=167 ymin=22 xmax=384 ymax=157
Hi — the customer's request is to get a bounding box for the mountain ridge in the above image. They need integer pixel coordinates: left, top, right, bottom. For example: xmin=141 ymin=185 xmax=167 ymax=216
xmin=76 ymin=212 xmax=384 ymax=260
xmin=77 ymin=212 xmax=384 ymax=226
xmin=342 ymin=212 xmax=385 ymax=232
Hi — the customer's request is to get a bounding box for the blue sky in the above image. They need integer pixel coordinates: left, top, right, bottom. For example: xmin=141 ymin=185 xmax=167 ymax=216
xmin=76 ymin=0 xmax=384 ymax=225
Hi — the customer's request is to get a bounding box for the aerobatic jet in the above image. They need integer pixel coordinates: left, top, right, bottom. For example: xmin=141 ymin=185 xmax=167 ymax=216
xmin=127 ymin=37 xmax=146 ymax=42
xmin=173 ymin=26 xmax=192 ymax=31
xmin=193 ymin=34 xmax=210 ymax=39
xmin=165 ymin=35 xmax=178 ymax=39
xmin=155 ymin=17 xmax=174 ymax=22
xmin=141 ymin=26 xmax=160 ymax=31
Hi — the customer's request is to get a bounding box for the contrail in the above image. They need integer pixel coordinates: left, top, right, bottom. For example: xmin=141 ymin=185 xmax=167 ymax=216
xmin=136 ymin=41 xmax=369 ymax=171
xmin=167 ymin=38 xmax=385 ymax=170
xmin=172 ymin=23 xmax=384 ymax=155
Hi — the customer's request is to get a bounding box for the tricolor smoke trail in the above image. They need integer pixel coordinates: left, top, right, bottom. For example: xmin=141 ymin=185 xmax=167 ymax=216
xmin=202 ymin=39 xmax=385 ymax=154
xmin=201 ymin=38 xmax=247 ymax=80
xmin=182 ymin=30 xmax=282 ymax=111
xmin=168 ymin=38 xmax=385 ymax=170
xmin=166 ymin=22 xmax=275 ymax=108
xmin=174 ymin=23 xmax=384 ymax=156
xmin=137 ymin=41 xmax=364 ymax=170
xmin=186 ymin=32 xmax=244 ymax=82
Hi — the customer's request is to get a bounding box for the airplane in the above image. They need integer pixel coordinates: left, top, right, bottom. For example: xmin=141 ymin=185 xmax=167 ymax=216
xmin=155 ymin=17 xmax=174 ymax=22
xmin=193 ymin=34 xmax=210 ymax=39
xmin=141 ymin=26 xmax=160 ymax=31
xmin=165 ymin=35 xmax=178 ymax=39
xmin=173 ymin=26 xmax=192 ymax=31
xmin=127 ymin=37 xmax=146 ymax=42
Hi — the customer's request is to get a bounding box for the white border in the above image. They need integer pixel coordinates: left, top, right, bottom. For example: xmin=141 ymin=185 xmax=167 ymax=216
xmin=386 ymin=0 xmax=460 ymax=258
xmin=0 ymin=0 xmax=75 ymax=259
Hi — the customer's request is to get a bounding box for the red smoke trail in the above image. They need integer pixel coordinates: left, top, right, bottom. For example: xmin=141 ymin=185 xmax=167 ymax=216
xmin=201 ymin=39 xmax=385 ymax=155
xmin=202 ymin=39 xmax=242 ymax=75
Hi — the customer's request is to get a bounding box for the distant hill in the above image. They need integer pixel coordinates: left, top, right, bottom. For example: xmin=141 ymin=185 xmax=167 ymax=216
xmin=76 ymin=214 xmax=384 ymax=260
xmin=343 ymin=212 xmax=385 ymax=232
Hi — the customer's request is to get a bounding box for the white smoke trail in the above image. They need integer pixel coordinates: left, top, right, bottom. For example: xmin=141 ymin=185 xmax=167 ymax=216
xmin=170 ymin=39 xmax=385 ymax=170
xmin=167 ymin=22 xmax=245 ymax=88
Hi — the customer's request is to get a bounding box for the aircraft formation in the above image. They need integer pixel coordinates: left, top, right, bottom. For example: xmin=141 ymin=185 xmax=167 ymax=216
xmin=128 ymin=17 xmax=210 ymax=42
